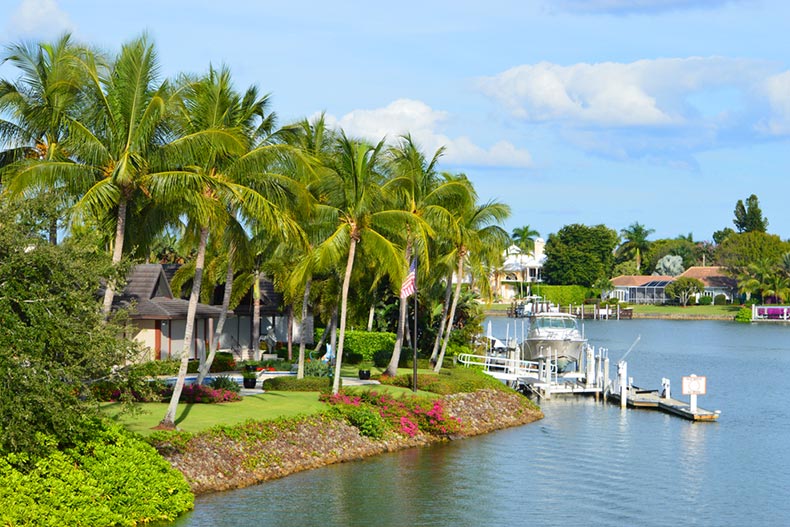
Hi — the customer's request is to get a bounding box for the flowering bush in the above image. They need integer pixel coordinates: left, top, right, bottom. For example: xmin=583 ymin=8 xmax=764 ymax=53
xmin=321 ymin=390 xmax=461 ymax=439
xmin=162 ymin=384 xmax=242 ymax=404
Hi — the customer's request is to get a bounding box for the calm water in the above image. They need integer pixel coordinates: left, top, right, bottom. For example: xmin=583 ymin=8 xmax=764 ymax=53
xmin=170 ymin=319 xmax=790 ymax=526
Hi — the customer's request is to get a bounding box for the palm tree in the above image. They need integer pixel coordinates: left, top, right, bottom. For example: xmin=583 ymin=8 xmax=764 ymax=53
xmin=0 ymin=34 xmax=87 ymax=243
xmin=619 ymin=222 xmax=655 ymax=274
xmin=154 ymin=66 xmax=300 ymax=428
xmin=380 ymin=135 xmax=464 ymax=377
xmin=434 ymin=184 xmax=510 ymax=372
xmin=313 ymin=132 xmax=411 ymax=394
xmin=511 ymin=224 xmax=539 ymax=254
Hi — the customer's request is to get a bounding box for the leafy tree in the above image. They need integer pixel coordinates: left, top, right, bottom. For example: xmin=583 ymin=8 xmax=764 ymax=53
xmin=665 ymin=277 xmax=704 ymax=306
xmin=542 ymin=224 xmax=619 ymax=286
xmin=511 ymin=224 xmax=539 ymax=253
xmin=733 ymin=194 xmax=768 ymax=233
xmin=618 ymin=221 xmax=654 ymax=273
xmin=712 ymin=227 xmax=735 ymax=245
xmin=654 ymin=254 xmax=684 ymax=276
xmin=717 ymin=231 xmax=789 ymax=275
xmin=0 ymin=200 xmax=137 ymax=462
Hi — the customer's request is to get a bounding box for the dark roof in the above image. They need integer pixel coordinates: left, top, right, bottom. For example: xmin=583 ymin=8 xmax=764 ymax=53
xmin=113 ymin=264 xmax=224 ymax=320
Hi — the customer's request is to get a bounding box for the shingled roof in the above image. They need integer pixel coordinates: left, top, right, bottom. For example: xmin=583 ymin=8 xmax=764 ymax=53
xmin=679 ymin=266 xmax=737 ymax=289
xmin=113 ymin=264 xmax=224 ymax=320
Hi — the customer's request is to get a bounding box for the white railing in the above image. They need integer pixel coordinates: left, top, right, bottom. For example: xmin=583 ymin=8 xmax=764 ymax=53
xmin=457 ymin=352 xmax=551 ymax=379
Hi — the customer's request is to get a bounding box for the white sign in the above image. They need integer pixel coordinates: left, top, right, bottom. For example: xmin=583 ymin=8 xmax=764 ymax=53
xmin=682 ymin=375 xmax=706 ymax=395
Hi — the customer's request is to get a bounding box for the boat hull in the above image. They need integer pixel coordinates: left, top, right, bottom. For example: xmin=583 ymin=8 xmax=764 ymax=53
xmin=521 ymin=338 xmax=586 ymax=362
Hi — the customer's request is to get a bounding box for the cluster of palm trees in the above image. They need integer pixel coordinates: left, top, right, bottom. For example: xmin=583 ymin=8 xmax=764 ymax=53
xmin=0 ymin=34 xmax=511 ymax=425
xmin=736 ymin=254 xmax=790 ymax=304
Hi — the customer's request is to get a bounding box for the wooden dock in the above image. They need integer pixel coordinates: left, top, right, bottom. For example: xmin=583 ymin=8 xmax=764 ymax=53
xmin=609 ymin=386 xmax=720 ymax=421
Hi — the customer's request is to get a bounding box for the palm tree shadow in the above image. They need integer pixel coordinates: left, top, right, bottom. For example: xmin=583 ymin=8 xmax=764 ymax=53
xmin=175 ymin=403 xmax=195 ymax=426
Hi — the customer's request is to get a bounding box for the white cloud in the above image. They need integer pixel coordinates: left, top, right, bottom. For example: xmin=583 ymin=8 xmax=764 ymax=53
xmin=324 ymin=99 xmax=533 ymax=168
xmin=8 ymin=0 xmax=74 ymax=38
xmin=760 ymin=71 xmax=790 ymax=135
xmin=477 ymin=57 xmax=767 ymax=128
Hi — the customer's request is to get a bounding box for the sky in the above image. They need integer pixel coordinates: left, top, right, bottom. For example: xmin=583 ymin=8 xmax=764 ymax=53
xmin=2 ymin=0 xmax=790 ymax=243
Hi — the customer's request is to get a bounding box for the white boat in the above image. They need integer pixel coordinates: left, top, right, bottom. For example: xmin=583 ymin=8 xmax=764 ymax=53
xmin=521 ymin=312 xmax=586 ymax=364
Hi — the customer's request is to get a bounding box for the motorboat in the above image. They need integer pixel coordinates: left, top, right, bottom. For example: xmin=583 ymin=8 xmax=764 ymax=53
xmin=521 ymin=312 xmax=586 ymax=364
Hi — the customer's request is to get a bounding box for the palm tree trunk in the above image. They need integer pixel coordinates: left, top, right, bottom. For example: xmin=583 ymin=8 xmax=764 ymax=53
xmin=287 ymin=305 xmax=294 ymax=361
xmin=430 ymin=274 xmax=453 ymax=364
xmin=297 ymin=279 xmax=311 ymax=379
xmin=102 ymin=197 xmax=128 ymax=316
xmin=434 ymin=255 xmax=464 ymax=372
xmin=332 ymin=237 xmax=357 ymax=394
xmin=252 ymin=271 xmax=261 ymax=361
xmin=329 ymin=303 xmax=338 ymax=360
xmin=160 ymin=225 xmax=209 ymax=429
xmin=367 ymin=305 xmax=375 ymax=331
xmin=197 ymin=249 xmax=234 ymax=385
xmin=384 ymin=295 xmax=408 ymax=376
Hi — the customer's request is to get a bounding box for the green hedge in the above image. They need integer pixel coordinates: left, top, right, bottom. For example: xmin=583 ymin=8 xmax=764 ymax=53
xmin=0 ymin=422 xmax=193 ymax=526
xmin=316 ymin=329 xmax=396 ymax=361
xmin=261 ymin=376 xmax=338 ymax=391
xmin=532 ymin=285 xmax=590 ymax=305
xmin=380 ymin=367 xmax=513 ymax=395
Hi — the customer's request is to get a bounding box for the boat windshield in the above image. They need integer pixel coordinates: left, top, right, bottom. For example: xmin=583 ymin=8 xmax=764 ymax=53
xmin=533 ymin=316 xmax=577 ymax=330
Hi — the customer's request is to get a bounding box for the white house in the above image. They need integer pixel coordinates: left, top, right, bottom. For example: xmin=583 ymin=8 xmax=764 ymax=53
xmin=493 ymin=239 xmax=546 ymax=301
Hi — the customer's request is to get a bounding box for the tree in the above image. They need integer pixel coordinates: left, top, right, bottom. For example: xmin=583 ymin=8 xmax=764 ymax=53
xmin=654 ymin=254 xmax=684 ymax=276
xmin=0 ymin=34 xmax=87 ymax=244
xmin=313 ymin=132 xmax=408 ymax=394
xmin=665 ymin=277 xmax=704 ymax=306
xmin=717 ymin=231 xmax=789 ymax=275
xmin=713 ymin=227 xmax=735 ymax=245
xmin=434 ymin=190 xmax=510 ymax=372
xmin=542 ymin=224 xmax=619 ymax=286
xmin=733 ymin=194 xmax=768 ymax=233
xmin=511 ymin=224 xmax=539 ymax=253
xmin=0 ymin=199 xmax=137 ymax=461
xmin=618 ymin=221 xmax=654 ymax=273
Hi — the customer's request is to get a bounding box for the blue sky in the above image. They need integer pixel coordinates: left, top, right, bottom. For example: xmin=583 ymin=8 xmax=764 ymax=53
xmin=3 ymin=0 xmax=790 ymax=242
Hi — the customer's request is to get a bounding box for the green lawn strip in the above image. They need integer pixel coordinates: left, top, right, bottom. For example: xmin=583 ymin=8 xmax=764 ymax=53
xmin=629 ymin=304 xmax=741 ymax=316
xmin=101 ymin=385 xmax=435 ymax=436
xmin=339 ymin=363 xmax=437 ymax=378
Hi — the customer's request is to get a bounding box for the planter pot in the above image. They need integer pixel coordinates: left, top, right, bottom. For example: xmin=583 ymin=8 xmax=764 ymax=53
xmin=242 ymin=377 xmax=257 ymax=389
xmin=245 ymin=365 xmax=257 ymax=372
xmin=358 ymin=370 xmax=371 ymax=380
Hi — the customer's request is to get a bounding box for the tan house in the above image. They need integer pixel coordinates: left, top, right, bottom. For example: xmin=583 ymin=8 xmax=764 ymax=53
xmin=608 ymin=266 xmax=737 ymax=304
xmin=493 ymin=240 xmax=546 ymax=300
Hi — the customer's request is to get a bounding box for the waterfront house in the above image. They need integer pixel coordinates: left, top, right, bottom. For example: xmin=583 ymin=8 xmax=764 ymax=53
xmin=678 ymin=266 xmax=738 ymax=302
xmin=493 ymin=240 xmax=546 ymax=300
xmin=609 ymin=266 xmax=737 ymax=304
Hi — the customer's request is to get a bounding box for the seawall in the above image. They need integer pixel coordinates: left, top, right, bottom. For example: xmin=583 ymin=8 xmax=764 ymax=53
xmin=153 ymin=389 xmax=543 ymax=495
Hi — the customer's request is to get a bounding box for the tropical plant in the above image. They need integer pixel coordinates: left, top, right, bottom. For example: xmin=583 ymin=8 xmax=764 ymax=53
xmin=511 ymin=224 xmax=540 ymax=253
xmin=619 ymin=221 xmax=654 ymax=273
xmin=664 ymin=277 xmax=704 ymax=306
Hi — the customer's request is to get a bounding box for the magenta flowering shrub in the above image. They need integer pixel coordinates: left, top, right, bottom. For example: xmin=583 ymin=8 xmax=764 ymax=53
xmin=322 ymin=390 xmax=461 ymax=438
xmin=162 ymin=384 xmax=242 ymax=404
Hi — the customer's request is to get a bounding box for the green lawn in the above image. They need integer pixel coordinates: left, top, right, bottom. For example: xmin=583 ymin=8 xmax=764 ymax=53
xmin=629 ymin=304 xmax=740 ymax=317
xmin=101 ymin=384 xmax=434 ymax=436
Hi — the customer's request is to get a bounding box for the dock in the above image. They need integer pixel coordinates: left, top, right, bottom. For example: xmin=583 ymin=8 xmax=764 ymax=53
xmin=608 ymin=386 xmax=720 ymax=421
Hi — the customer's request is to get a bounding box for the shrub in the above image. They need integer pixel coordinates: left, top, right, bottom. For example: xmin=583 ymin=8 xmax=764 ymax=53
xmin=379 ymin=367 xmax=510 ymax=395
xmin=714 ymin=294 xmax=728 ymax=305
xmin=262 ymin=376 xmax=336 ymax=391
xmin=329 ymin=404 xmax=387 ymax=439
xmin=698 ymin=295 xmax=713 ymax=305
xmin=130 ymin=360 xmax=181 ymax=377
xmin=373 ymin=349 xmax=391 ymax=368
xmin=344 ymin=352 xmax=364 ymax=365
xmin=208 ymin=375 xmax=241 ymax=393
xmin=316 ymin=329 xmax=396 ymax=361
xmin=303 ymin=359 xmax=331 ymax=377
xmin=161 ymin=384 xmax=241 ymax=403
xmin=534 ymin=285 xmax=589 ymax=306
xmin=735 ymin=307 xmax=752 ymax=323
xmin=0 ymin=422 xmax=193 ymax=526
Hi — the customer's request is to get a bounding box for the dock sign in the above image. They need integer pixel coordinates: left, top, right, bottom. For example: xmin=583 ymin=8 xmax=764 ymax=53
xmin=682 ymin=375 xmax=706 ymax=395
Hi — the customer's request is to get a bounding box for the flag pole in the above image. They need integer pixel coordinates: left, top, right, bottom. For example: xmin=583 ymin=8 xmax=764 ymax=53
xmin=412 ymin=255 xmax=418 ymax=393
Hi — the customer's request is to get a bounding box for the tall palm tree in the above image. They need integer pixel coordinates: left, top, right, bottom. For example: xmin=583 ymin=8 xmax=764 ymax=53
xmin=313 ymin=132 xmax=411 ymax=394
xmin=381 ymin=135 xmax=463 ymax=377
xmin=434 ymin=187 xmax=510 ymax=372
xmin=619 ymin=221 xmax=655 ymax=274
xmin=154 ymin=66 xmax=299 ymax=428
xmin=511 ymin=224 xmax=540 ymax=254
xmin=0 ymin=34 xmax=87 ymax=243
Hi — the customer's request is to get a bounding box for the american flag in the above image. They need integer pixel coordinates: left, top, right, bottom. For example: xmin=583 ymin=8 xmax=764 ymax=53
xmin=400 ymin=258 xmax=416 ymax=299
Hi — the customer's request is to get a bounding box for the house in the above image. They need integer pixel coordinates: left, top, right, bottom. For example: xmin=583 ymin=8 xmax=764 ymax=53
xmin=678 ymin=266 xmax=738 ymax=302
xmin=493 ymin=240 xmax=546 ymax=300
xmin=609 ymin=266 xmax=738 ymax=304
xmin=609 ymin=275 xmax=674 ymax=304
xmin=116 ymin=264 xmax=315 ymax=362
xmin=113 ymin=264 xmax=224 ymax=362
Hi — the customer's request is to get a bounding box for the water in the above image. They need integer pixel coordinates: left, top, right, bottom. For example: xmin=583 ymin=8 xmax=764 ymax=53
xmin=170 ymin=319 xmax=790 ymax=526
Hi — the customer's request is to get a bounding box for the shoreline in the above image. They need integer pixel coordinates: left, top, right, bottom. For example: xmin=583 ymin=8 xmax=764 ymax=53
xmin=484 ymin=310 xmax=735 ymax=321
xmin=153 ymin=390 xmax=543 ymax=495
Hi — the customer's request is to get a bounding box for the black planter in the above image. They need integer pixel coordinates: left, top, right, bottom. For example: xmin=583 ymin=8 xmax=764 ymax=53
xmin=242 ymin=377 xmax=257 ymax=389
xmin=358 ymin=370 xmax=371 ymax=380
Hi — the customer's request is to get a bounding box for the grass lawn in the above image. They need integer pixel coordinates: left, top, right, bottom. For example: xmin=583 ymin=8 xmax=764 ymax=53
xmin=101 ymin=384 xmax=435 ymax=436
xmin=629 ymin=304 xmax=740 ymax=317
xmin=339 ymin=362 xmax=438 ymax=378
